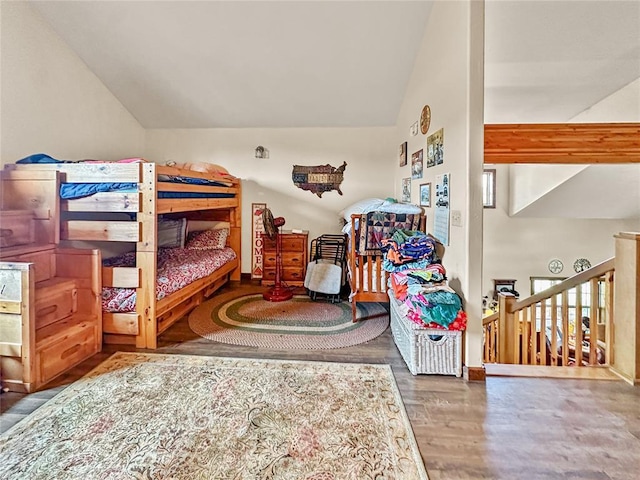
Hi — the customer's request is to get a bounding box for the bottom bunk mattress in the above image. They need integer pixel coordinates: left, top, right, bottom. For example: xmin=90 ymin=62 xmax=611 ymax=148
xmin=102 ymin=247 xmax=237 ymax=313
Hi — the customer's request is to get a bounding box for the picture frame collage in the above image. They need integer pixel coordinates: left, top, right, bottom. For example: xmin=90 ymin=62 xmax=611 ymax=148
xmin=398 ymin=104 xmax=444 ymax=204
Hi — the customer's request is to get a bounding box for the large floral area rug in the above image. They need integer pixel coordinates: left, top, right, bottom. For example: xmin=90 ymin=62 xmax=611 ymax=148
xmin=0 ymin=352 xmax=428 ymax=480
xmin=189 ymin=288 xmax=389 ymax=349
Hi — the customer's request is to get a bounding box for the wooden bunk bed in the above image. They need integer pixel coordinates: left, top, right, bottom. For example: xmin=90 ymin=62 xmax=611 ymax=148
xmin=1 ymin=161 xmax=241 ymax=349
xmin=348 ymin=211 xmax=425 ymax=322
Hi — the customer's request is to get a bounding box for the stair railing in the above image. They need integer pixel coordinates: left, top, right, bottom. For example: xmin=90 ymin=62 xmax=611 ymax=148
xmin=483 ymin=258 xmax=615 ymax=367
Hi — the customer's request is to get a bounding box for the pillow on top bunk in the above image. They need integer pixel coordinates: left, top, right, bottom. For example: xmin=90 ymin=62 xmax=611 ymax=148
xmin=166 ymin=161 xmax=230 ymax=175
xmin=186 ymin=228 xmax=229 ymax=250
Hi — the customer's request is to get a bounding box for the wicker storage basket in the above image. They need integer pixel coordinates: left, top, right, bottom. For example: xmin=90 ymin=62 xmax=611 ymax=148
xmin=389 ymin=291 xmax=462 ymax=377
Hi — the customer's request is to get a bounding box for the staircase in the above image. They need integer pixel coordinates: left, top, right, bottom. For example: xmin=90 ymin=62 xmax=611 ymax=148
xmin=482 ymin=232 xmax=640 ymax=382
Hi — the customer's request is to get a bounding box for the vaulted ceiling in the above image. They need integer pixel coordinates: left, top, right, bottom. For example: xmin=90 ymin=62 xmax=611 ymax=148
xmin=29 ymin=0 xmax=640 ymax=129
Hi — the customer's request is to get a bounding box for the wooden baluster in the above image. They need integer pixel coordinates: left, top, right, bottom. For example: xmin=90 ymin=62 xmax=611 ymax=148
xmin=491 ymin=320 xmax=497 ymax=362
xmin=483 ymin=321 xmax=492 ymax=363
xmin=520 ymin=308 xmax=529 ymax=365
xmin=562 ymin=290 xmax=569 ymax=367
xmin=550 ymin=294 xmax=558 ymax=366
xmin=604 ymin=271 xmax=614 ymax=365
xmin=494 ymin=318 xmax=499 ymax=362
xmin=575 ymin=285 xmax=583 ymax=366
xmin=528 ymin=305 xmax=535 ymax=365
xmin=498 ymin=294 xmax=518 ymax=364
xmin=589 ymin=278 xmax=599 ymax=365
xmin=539 ymin=300 xmax=547 ymax=366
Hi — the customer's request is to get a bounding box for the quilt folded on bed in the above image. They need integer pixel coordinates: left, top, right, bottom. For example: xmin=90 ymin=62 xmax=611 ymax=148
xmin=357 ymin=212 xmax=422 ymax=256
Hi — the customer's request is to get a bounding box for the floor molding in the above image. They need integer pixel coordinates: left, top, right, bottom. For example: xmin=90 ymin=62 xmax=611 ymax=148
xmin=485 ymin=363 xmax=621 ymax=380
xmin=464 ymin=365 xmax=486 ymax=382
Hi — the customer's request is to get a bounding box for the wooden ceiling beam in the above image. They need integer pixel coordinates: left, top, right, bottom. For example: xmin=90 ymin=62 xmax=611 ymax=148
xmin=484 ymin=123 xmax=640 ymax=164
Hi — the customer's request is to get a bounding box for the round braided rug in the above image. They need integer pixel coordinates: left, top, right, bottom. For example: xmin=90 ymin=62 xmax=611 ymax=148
xmin=188 ymin=288 xmax=389 ymax=349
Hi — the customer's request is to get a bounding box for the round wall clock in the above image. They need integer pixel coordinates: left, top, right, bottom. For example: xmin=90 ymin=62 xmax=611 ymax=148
xmin=548 ymin=259 xmax=563 ymax=274
xmin=420 ymin=105 xmax=431 ymax=135
xmin=573 ymin=258 xmax=591 ymax=273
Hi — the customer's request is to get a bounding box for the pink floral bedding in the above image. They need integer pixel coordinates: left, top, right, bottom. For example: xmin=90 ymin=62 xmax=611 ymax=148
xmin=102 ymin=247 xmax=237 ymax=313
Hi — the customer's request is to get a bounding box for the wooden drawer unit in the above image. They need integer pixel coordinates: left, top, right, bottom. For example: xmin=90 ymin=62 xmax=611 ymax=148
xmin=261 ymin=231 xmax=308 ymax=287
xmin=0 ymin=210 xmax=35 ymax=248
xmin=37 ymin=321 xmax=98 ymax=385
xmin=0 ymin=243 xmax=101 ymax=392
xmin=34 ymin=277 xmax=78 ymax=329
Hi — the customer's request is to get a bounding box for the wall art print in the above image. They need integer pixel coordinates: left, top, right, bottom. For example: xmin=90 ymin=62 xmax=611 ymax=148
xmin=420 ymin=183 xmax=431 ymax=207
xmin=251 ymin=203 xmax=267 ymax=279
xmin=427 ymin=128 xmax=444 ymax=168
xmin=292 ymin=162 xmax=347 ymax=197
xmin=401 ymin=178 xmax=411 ymax=203
xmin=399 ymin=141 xmax=408 ymax=167
xmin=433 ymin=173 xmax=450 ymax=246
xmin=411 ymin=149 xmax=423 ymax=179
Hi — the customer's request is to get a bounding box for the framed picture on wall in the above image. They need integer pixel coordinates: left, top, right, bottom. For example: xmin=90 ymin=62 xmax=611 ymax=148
xmin=399 ymin=141 xmax=408 ymax=167
xmin=419 ymin=183 xmax=431 ymax=207
xmin=427 ymin=128 xmax=444 ymax=167
xmin=411 ymin=149 xmax=423 ymax=179
xmin=401 ymin=177 xmax=411 ymax=203
xmin=493 ymin=279 xmax=517 ymax=300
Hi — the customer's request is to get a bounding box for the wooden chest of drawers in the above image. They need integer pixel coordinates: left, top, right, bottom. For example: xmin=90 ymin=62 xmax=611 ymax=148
xmin=0 ymin=243 xmax=101 ymax=392
xmin=261 ymin=231 xmax=308 ymax=287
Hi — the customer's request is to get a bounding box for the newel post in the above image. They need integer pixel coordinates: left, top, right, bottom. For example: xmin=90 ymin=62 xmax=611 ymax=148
xmin=612 ymin=232 xmax=640 ymax=384
xmin=497 ymin=293 xmax=518 ymax=364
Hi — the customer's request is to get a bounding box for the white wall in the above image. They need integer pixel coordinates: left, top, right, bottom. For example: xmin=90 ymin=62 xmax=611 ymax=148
xmin=509 ymin=164 xmax=587 ymax=216
xmin=483 ymin=164 xmax=639 ymax=297
xmin=0 ymin=2 xmax=144 ymax=165
xmin=483 ymin=79 xmax=640 ymax=299
xmin=145 ymin=127 xmax=395 ymax=273
xmin=394 ymin=1 xmax=485 ymax=367
xmin=572 ymin=78 xmax=640 ymax=122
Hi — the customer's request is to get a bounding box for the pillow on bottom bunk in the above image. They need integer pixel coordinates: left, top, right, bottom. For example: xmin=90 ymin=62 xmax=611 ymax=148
xmin=186 ymin=228 xmax=229 ymax=250
xmin=158 ymin=217 xmax=188 ymax=248
xmin=102 ymin=247 xmax=236 ymax=313
xmin=186 ymin=220 xmax=230 ymax=236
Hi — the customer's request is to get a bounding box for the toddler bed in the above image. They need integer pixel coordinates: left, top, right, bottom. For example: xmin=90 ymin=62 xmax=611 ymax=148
xmin=1 ymin=158 xmax=241 ymax=349
xmin=347 ymin=209 xmax=425 ymax=321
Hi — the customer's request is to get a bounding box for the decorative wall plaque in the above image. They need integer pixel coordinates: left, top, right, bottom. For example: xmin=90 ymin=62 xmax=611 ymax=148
xmin=292 ymin=162 xmax=347 ymax=198
xmin=251 ymin=203 xmax=267 ymax=279
xmin=420 ymin=104 xmax=431 ymax=135
xmin=548 ymin=259 xmax=563 ymax=274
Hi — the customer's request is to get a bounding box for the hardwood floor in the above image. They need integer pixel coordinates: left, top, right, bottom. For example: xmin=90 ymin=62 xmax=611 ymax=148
xmin=2 ymin=283 xmax=639 ymax=479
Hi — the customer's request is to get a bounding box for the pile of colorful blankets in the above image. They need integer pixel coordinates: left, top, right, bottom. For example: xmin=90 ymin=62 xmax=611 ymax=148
xmin=381 ymin=230 xmax=467 ymax=331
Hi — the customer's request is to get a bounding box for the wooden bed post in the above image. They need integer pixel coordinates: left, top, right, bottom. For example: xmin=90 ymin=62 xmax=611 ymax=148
xmin=230 ymin=180 xmax=242 ymax=282
xmin=137 ymin=162 xmax=158 ymax=349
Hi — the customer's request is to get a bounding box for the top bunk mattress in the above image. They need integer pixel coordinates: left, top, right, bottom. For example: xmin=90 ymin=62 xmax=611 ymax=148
xmin=13 ymin=155 xmax=238 ymax=199
xmin=60 ymin=181 xmax=235 ymax=200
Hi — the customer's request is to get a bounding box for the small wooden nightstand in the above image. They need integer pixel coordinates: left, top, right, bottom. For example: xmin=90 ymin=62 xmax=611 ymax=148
xmin=261 ymin=230 xmax=308 ymax=287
